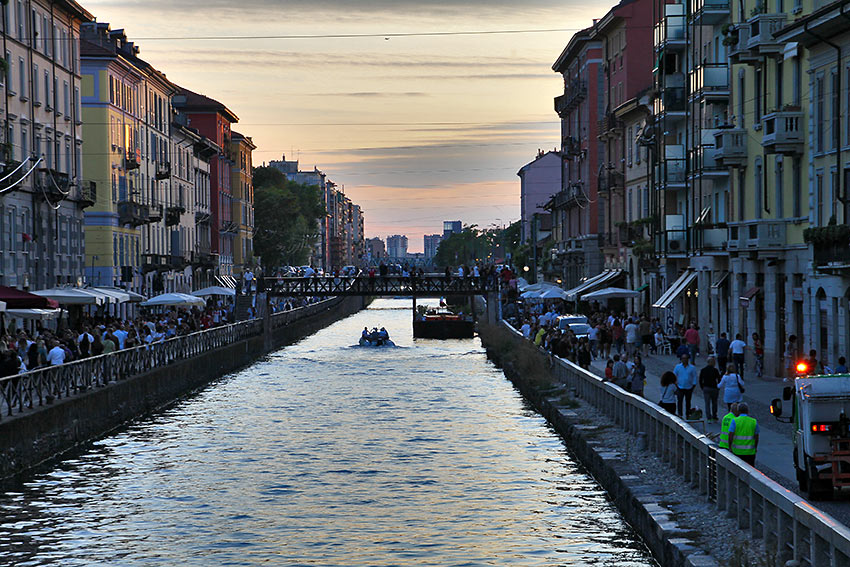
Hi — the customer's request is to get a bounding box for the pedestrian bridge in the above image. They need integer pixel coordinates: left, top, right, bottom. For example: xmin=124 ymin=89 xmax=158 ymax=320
xmin=264 ymin=276 xmax=497 ymax=297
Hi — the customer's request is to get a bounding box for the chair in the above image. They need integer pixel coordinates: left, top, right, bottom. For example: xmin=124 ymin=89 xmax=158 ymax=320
xmin=660 ymin=339 xmax=672 ymax=355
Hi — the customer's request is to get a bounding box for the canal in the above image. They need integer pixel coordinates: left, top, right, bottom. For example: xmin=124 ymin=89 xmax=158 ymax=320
xmin=1 ymin=299 xmax=655 ymax=566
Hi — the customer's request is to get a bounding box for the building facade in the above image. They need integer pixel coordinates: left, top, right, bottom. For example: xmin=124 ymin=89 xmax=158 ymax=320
xmin=0 ymin=0 xmax=93 ymax=290
xmin=386 ymin=234 xmax=408 ymax=259
xmin=230 ymin=131 xmax=255 ymax=274
xmin=424 ymin=234 xmax=442 ymax=259
xmin=442 ymin=220 xmax=461 ymax=239
xmin=518 ymin=150 xmax=564 ymax=245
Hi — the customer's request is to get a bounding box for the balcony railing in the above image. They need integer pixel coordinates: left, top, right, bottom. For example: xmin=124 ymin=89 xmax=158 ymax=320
xmin=693 ymin=227 xmax=728 ymax=251
xmin=553 ymin=184 xmax=584 ymax=208
xmin=714 ymin=128 xmax=747 ymax=167
xmin=117 ymin=200 xmax=151 ymax=227
xmin=654 ymin=229 xmax=689 ymax=255
xmin=191 ymin=250 xmax=218 ymax=269
xmin=77 ymin=181 xmax=96 ymax=208
xmin=555 ymin=79 xmax=588 ymax=116
xmin=762 ymin=109 xmax=803 ymax=154
xmin=727 ymin=221 xmax=787 ymax=250
xmin=746 ymin=13 xmax=787 ymax=56
xmin=165 ymin=205 xmax=185 ymax=227
xmin=654 ymin=14 xmax=687 ymax=49
xmin=155 ymin=162 xmax=171 ymax=181
xmin=691 ymin=145 xmax=728 ymax=176
xmin=727 ymin=24 xmax=759 ymax=64
xmin=598 ymin=113 xmax=624 ymax=138
xmin=814 ymin=245 xmax=850 ymax=270
xmin=599 ymin=170 xmax=625 ymax=192
xmin=690 ymin=63 xmax=729 ymax=99
xmin=148 ymin=203 xmax=164 ymax=223
xmin=691 ymin=0 xmax=731 ymax=24
xmin=654 ymin=86 xmax=687 ymax=115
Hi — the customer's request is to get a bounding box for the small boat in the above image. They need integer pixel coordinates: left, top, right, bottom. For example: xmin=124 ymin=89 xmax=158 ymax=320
xmin=359 ymin=337 xmax=396 ymax=347
xmin=413 ymin=306 xmax=475 ymax=339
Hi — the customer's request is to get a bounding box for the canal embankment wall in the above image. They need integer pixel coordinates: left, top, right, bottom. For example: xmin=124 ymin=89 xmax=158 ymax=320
xmin=0 ymin=295 xmax=368 ymax=482
xmin=478 ymin=319 xmax=850 ymax=567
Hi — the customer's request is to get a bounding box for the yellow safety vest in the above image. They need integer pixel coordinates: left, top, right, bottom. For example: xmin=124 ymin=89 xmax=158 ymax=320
xmin=731 ymin=415 xmax=758 ymax=456
xmin=719 ymin=412 xmax=734 ymax=449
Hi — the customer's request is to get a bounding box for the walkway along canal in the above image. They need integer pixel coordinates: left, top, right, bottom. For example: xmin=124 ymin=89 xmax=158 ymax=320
xmin=479 ymin=319 xmax=850 ymax=566
xmin=0 ymin=299 xmax=655 ymax=566
xmin=0 ymin=295 xmax=367 ymax=480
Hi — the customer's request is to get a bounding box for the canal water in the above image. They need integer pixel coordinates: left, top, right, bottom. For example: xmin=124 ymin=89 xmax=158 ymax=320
xmin=1 ymin=299 xmax=655 ymax=566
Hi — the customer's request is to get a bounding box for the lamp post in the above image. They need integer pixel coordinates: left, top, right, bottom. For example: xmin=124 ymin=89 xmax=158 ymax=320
xmin=90 ymin=255 xmax=99 ymax=286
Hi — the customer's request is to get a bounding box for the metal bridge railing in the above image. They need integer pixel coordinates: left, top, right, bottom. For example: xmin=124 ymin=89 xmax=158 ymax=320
xmin=0 ymin=298 xmax=342 ymax=419
xmin=265 ymin=275 xmax=497 ymax=297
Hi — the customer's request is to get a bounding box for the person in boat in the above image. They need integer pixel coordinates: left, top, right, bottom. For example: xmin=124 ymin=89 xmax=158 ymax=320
xmin=378 ymin=327 xmax=390 ymax=341
xmin=362 ymin=327 xmax=370 ymax=340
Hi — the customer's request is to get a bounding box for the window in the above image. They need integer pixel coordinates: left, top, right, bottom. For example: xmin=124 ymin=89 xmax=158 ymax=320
xmin=44 ymin=70 xmax=49 ymax=109
xmin=816 ymin=172 xmax=824 ymax=226
xmin=627 ymin=127 xmax=633 ymax=165
xmin=738 ymin=170 xmax=746 ymax=221
xmin=20 ymin=129 xmax=26 ymax=161
xmin=63 ymin=81 xmax=69 ymax=117
xmin=775 ymin=60 xmax=783 ymax=109
xmin=738 ymin=71 xmax=746 ymax=128
xmin=32 ymin=64 xmax=38 ymax=104
xmin=755 ymin=158 xmax=763 ymax=219
xmin=16 ymin=1 xmax=22 ymax=41
xmin=775 ymin=157 xmax=784 ymax=218
xmin=831 ymin=168 xmax=839 ymax=222
xmin=792 ymin=157 xmax=802 ymax=217
xmin=793 ymin=57 xmax=801 ymax=105
xmin=3 ymin=51 xmax=9 ymax=88
xmin=816 ymin=76 xmax=825 ymax=152
xmin=755 ymin=67 xmax=762 ymax=123
xmin=18 ymin=57 xmax=24 ymax=99
xmin=831 ymin=69 xmax=840 ymax=150
xmin=74 ymin=86 xmax=80 ymax=120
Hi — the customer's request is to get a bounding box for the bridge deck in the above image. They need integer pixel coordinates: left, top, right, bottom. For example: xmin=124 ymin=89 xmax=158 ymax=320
xmin=264 ymin=276 xmax=496 ymax=297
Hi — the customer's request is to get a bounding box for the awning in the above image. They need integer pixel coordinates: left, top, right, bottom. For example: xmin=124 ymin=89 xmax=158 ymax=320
xmin=783 ymin=42 xmax=799 ymax=60
xmin=694 ymin=206 xmax=711 ymax=225
xmin=215 ymin=276 xmax=236 ymax=289
xmin=94 ymin=286 xmax=146 ymax=303
xmin=0 ymin=286 xmax=59 ymax=309
xmin=652 ymin=270 xmax=698 ymax=309
xmin=740 ymin=286 xmax=761 ymax=301
xmin=4 ymin=308 xmax=64 ymax=320
xmin=32 ymin=287 xmax=106 ymax=305
xmin=565 ymin=269 xmax=624 ymax=301
xmin=90 ymin=287 xmax=131 ymax=304
xmin=711 ymin=272 xmax=729 ymax=289
xmin=635 ymin=283 xmax=649 ymax=292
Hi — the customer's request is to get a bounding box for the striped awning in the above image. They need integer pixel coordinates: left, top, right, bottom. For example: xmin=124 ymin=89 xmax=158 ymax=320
xmin=652 ymin=270 xmax=697 ymax=309
xmin=565 ymin=269 xmax=624 ymax=301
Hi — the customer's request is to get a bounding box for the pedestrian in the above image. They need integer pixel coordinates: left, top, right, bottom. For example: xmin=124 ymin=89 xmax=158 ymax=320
xmin=837 ymin=356 xmax=848 ymax=374
xmin=752 ymin=332 xmax=764 ymax=378
xmin=728 ymin=402 xmax=759 ymax=466
xmin=588 ymin=323 xmax=599 ymax=359
xmin=684 ymin=323 xmax=700 ymax=360
xmin=715 ymin=332 xmax=730 ymax=375
xmin=718 ymin=402 xmax=740 ymax=450
xmin=625 ymin=318 xmax=639 ymax=356
xmin=784 ymin=334 xmax=797 ymax=379
xmin=612 ymin=319 xmax=625 ymax=355
xmin=673 ymin=353 xmax=697 ymax=417
xmin=729 ymin=333 xmax=747 ymax=376
xmin=604 ymin=359 xmax=614 ymax=381
xmin=629 ymin=354 xmax=646 ymax=397
xmin=659 ymin=371 xmax=678 ymax=414
xmin=640 ymin=317 xmax=653 ymax=356
xmin=577 ymin=341 xmax=591 ymax=370
xmin=699 ymin=355 xmax=721 ymax=422
xmin=612 ymin=354 xmax=628 ymax=387
xmin=718 ymin=362 xmax=745 ymax=410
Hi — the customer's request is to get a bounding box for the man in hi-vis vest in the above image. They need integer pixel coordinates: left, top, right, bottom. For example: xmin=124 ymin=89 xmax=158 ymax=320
xmin=718 ymin=402 xmax=740 ymax=450
xmin=727 ymin=402 xmax=759 ymax=466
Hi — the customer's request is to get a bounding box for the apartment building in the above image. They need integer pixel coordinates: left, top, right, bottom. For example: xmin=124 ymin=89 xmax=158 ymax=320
xmin=0 ymin=0 xmax=93 ymax=290
xmin=230 ymin=131 xmax=255 ymax=273
xmin=81 ymin=22 xmax=180 ymax=294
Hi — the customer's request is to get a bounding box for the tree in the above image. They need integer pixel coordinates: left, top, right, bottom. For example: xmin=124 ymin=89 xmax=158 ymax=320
xmin=252 ymin=166 xmax=325 ymax=269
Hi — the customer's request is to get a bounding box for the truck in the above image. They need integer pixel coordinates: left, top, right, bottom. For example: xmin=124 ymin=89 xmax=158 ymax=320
xmin=771 ymin=363 xmax=850 ymax=500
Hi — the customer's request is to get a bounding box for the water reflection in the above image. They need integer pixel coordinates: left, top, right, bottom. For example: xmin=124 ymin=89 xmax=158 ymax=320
xmin=0 ymin=299 xmax=655 ymax=566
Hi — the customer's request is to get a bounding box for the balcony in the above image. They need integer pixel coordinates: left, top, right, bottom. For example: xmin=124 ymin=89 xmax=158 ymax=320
xmin=555 ymin=79 xmax=588 ymax=116
xmin=191 ymin=250 xmax=218 ymax=269
xmin=599 ymin=170 xmax=625 ymax=192
xmin=654 ymin=7 xmax=687 ymax=51
xmin=728 ymin=221 xmax=787 ymax=250
xmin=654 ymin=85 xmax=687 ymax=118
xmin=727 ymin=24 xmax=759 ymax=65
xmin=562 ymin=136 xmax=582 ymax=158
xmin=689 ymin=63 xmax=729 ymax=101
xmin=125 ymin=148 xmax=141 ymax=171
xmin=117 ymin=200 xmax=151 ymax=227
xmin=691 ymin=0 xmax=730 ymax=24
xmin=691 ymin=145 xmax=728 ymax=178
xmin=655 ymin=145 xmax=687 ymax=188
xmin=148 ymin=203 xmax=164 ymax=223
xmin=746 ymin=12 xmax=787 ymax=56
xmin=814 ymin=245 xmax=850 ymax=271
xmin=195 ymin=210 xmax=211 ymax=224
xmin=168 ymin=254 xmax=191 ymax=270
xmin=77 ymin=181 xmax=96 ymax=208
xmin=762 ymin=109 xmax=803 ymax=154
xmin=38 ymin=169 xmax=70 ymax=202
xmin=165 ymin=205 xmax=185 ymax=227
xmin=155 ymin=162 xmax=171 ymax=181
xmin=553 ymin=184 xmax=584 ymax=209
xmin=693 ymin=227 xmax=728 ymax=251
xmin=598 ymin=113 xmax=624 ymax=139
xmin=714 ymin=128 xmax=747 ymax=167
xmin=654 ymin=229 xmax=689 ymax=255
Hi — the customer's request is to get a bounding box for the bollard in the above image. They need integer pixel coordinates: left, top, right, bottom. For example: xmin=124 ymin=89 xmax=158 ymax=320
xmin=636 ymin=431 xmax=648 ymax=451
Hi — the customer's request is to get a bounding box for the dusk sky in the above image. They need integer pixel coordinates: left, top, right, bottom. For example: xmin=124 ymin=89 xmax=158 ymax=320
xmin=83 ymin=0 xmax=603 ymax=252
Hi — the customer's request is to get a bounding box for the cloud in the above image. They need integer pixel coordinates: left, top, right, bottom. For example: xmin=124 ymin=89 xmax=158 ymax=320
xmin=311 ymin=91 xmax=430 ymax=98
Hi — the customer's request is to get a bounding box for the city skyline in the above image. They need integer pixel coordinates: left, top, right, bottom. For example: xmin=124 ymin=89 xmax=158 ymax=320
xmin=80 ymin=0 xmax=603 ymax=252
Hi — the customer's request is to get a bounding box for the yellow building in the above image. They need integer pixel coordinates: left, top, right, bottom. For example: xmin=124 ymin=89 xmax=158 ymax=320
xmin=81 ymin=23 xmax=177 ymax=292
xmin=230 ymin=131 xmax=255 ymax=274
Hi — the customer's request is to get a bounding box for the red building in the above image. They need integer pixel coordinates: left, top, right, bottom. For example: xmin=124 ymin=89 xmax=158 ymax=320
xmin=172 ymin=88 xmax=239 ymax=277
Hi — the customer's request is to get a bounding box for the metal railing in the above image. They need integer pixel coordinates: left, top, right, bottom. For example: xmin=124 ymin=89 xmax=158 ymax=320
xmin=0 ymin=298 xmax=343 ymax=419
xmin=501 ymin=321 xmax=850 ymax=566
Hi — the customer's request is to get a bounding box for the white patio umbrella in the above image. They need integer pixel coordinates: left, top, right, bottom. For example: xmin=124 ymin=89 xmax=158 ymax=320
xmin=0 ymin=301 xmax=5 ymax=312
xmin=32 ymin=287 xmax=106 ymax=305
xmin=538 ymin=287 xmax=568 ymax=300
xmin=140 ymin=292 xmax=206 ymax=308
xmin=580 ymin=287 xmax=640 ymax=301
xmin=520 ymin=289 xmax=543 ymax=299
xmin=5 ymin=308 xmax=63 ymax=320
xmin=89 ymin=287 xmax=131 ymax=304
xmin=94 ymin=287 xmax=146 ymax=303
xmin=191 ymin=286 xmax=236 ymax=297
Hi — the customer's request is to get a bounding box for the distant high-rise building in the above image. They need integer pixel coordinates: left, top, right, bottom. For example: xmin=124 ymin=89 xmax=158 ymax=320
xmin=367 ymin=237 xmax=386 ymax=261
xmin=386 ymin=235 xmax=408 ymax=259
xmin=424 ymin=235 xmax=442 ymax=259
xmin=443 ymin=221 xmax=462 ymax=239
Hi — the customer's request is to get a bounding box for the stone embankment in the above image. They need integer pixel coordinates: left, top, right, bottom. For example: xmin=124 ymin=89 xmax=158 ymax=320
xmin=479 ymin=320 xmax=850 ymax=567
xmin=0 ymin=295 xmax=368 ymax=483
